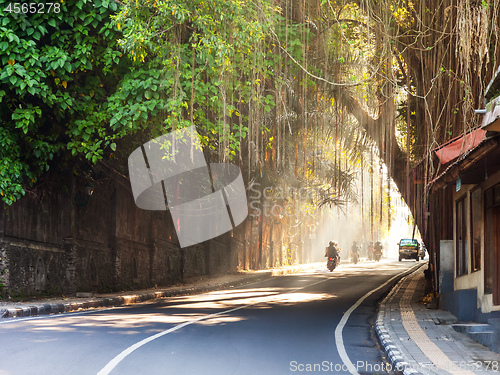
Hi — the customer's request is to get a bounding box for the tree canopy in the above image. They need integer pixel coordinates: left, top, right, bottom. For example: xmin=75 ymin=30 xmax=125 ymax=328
xmin=0 ymin=0 xmax=127 ymax=203
xmin=1 ymin=0 xmax=499 ymax=245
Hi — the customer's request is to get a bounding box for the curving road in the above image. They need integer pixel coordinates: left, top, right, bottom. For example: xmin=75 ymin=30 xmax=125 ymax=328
xmin=0 ymin=260 xmax=421 ymax=375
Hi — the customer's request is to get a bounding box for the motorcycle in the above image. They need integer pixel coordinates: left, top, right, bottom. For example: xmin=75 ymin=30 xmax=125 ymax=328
xmin=327 ymin=255 xmax=340 ymax=271
xmin=373 ymin=250 xmax=382 ymax=262
xmin=351 ymin=252 xmax=359 ymax=264
xmin=367 ymin=247 xmax=374 ymax=261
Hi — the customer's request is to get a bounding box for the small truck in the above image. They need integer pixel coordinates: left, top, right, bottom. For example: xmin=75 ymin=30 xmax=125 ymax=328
xmin=398 ymin=239 xmax=420 ymax=261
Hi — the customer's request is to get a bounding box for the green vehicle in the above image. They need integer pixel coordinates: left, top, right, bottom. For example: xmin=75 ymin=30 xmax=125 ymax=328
xmin=398 ymin=239 xmax=420 ymax=261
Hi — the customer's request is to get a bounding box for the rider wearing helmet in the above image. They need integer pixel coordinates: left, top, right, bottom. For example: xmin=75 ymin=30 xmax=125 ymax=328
xmin=326 ymin=241 xmax=339 ymax=259
xmin=351 ymin=241 xmax=360 ymax=257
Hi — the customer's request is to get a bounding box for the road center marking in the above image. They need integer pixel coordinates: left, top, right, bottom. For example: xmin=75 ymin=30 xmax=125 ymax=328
xmin=334 ymin=264 xmax=421 ymax=375
xmin=97 ymin=274 xmax=331 ymax=375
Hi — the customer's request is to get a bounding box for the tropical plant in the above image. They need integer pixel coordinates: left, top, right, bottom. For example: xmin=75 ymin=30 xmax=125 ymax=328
xmin=0 ymin=0 xmax=130 ymax=204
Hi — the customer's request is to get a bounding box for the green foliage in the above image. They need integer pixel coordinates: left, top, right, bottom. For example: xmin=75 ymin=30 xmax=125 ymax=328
xmin=1 ymin=0 xmax=357 ymax=208
xmin=0 ymin=0 xmax=306 ymax=205
xmin=112 ymin=0 xmax=281 ymax=156
xmin=0 ymin=0 xmax=140 ymax=204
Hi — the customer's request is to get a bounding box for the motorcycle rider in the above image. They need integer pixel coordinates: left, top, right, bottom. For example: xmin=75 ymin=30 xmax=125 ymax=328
xmin=350 ymin=241 xmax=360 ymax=262
xmin=367 ymin=241 xmax=374 ymax=260
xmin=374 ymin=241 xmax=383 ymax=260
xmin=325 ymin=241 xmax=340 ymax=270
xmin=325 ymin=241 xmax=339 ymax=259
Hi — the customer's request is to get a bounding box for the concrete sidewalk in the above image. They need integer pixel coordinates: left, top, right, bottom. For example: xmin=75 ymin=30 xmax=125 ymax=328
xmin=0 ymin=262 xmax=323 ymax=319
xmin=376 ymin=265 xmax=500 ymax=375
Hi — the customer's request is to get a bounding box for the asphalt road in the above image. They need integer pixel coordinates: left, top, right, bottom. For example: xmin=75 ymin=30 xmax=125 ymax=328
xmin=0 ymin=259 xmax=421 ymax=375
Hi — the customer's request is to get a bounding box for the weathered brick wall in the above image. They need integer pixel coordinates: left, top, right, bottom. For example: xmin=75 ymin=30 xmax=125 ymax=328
xmin=72 ymin=240 xmax=115 ymax=293
xmin=183 ymin=244 xmax=207 ymax=279
xmin=0 ymin=242 xmax=8 ymax=296
xmin=208 ymin=236 xmax=232 ymax=275
xmin=0 ymin=172 xmax=312 ymax=298
xmin=151 ymin=237 xmax=182 ymax=287
xmin=1 ymin=188 xmax=72 ymax=297
xmin=0 ymin=175 xmax=251 ymax=298
xmin=2 ymin=241 xmax=67 ymax=297
xmin=3 ymin=189 xmax=71 ymax=245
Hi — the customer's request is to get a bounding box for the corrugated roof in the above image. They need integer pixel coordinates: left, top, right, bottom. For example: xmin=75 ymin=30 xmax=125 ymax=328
xmin=428 ymin=134 xmax=499 ymax=189
xmin=434 ymin=128 xmax=487 ymax=164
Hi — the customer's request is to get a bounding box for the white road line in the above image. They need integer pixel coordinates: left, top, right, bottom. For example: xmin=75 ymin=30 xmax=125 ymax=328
xmin=96 ymin=276 xmax=331 ymax=375
xmin=334 ymin=264 xmax=422 ymax=375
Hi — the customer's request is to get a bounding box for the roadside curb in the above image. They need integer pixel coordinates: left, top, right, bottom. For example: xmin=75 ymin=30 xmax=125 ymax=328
xmin=0 ymin=272 xmax=271 ymax=319
xmin=0 ymin=263 xmax=321 ymax=319
xmin=375 ymin=263 xmax=427 ymax=375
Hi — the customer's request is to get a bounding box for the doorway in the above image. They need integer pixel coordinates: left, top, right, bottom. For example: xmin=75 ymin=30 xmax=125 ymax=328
xmin=484 ymin=187 xmax=500 ymax=305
